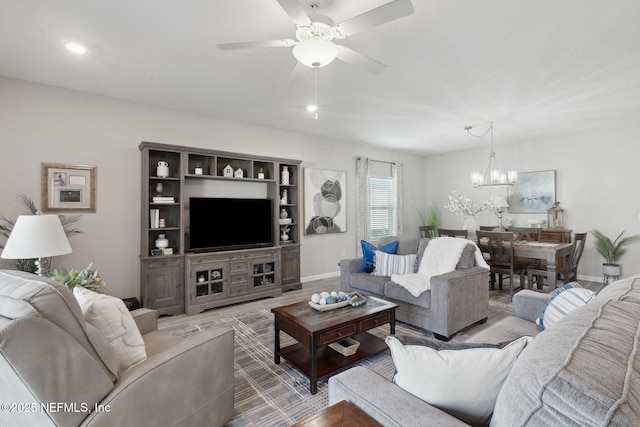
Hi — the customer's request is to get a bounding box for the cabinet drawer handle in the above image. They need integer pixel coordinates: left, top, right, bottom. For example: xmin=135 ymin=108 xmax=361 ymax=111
xmin=337 ymin=331 xmax=342 ymax=337
xmin=162 ymin=261 xmax=168 ymax=265
xmin=374 ymin=319 xmax=379 ymax=325
xmin=177 ymin=283 xmax=182 ymax=288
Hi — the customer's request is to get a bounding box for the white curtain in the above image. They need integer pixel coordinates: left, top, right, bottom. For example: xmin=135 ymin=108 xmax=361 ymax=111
xmin=392 ymin=161 xmax=403 ymax=237
xmin=356 ymin=157 xmax=371 ymax=254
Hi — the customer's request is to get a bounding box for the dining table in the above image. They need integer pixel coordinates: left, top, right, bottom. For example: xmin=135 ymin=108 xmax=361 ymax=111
xmin=479 ymin=239 xmax=574 ymax=293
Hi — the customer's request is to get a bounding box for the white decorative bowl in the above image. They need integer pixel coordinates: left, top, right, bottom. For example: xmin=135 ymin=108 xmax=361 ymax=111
xmin=527 ymin=219 xmax=546 ymax=227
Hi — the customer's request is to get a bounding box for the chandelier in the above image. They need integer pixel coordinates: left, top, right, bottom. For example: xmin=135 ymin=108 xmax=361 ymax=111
xmin=467 ymin=122 xmax=517 ymax=188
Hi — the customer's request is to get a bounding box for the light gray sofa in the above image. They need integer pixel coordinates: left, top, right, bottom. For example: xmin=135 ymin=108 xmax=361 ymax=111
xmin=0 ymin=269 xmax=234 ymax=427
xmin=339 ymin=236 xmax=489 ymax=340
xmin=329 ymin=275 xmax=640 ymax=426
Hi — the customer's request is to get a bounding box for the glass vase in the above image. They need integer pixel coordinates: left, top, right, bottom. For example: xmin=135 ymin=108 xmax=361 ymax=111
xmin=462 ymin=215 xmax=479 ymax=239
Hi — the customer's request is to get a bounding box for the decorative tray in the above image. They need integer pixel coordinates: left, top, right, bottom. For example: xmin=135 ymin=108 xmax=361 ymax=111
xmin=308 ymin=300 xmax=349 ymax=311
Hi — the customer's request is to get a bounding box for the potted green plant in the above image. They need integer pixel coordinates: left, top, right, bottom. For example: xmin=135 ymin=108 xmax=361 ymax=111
xmin=194 ymin=162 xmax=203 ymax=175
xmin=590 ymin=229 xmax=640 ymax=281
xmin=50 ymin=262 xmax=110 ymax=294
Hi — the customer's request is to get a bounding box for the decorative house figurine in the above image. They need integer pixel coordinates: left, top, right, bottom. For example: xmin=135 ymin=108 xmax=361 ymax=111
xmin=223 ymin=164 xmax=233 ymax=177
xmin=234 ymin=168 xmax=244 ymax=178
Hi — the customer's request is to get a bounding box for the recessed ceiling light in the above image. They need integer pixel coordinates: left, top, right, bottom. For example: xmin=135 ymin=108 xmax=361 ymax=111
xmin=65 ymin=42 xmax=87 ymax=55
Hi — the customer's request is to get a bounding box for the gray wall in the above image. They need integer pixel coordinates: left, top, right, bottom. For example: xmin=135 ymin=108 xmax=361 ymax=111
xmin=0 ymin=77 xmax=425 ymax=298
xmin=424 ymin=124 xmax=640 ymax=281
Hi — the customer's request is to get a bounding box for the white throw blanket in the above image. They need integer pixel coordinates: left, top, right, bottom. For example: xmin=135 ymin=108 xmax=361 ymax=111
xmin=391 ymin=237 xmax=490 ymax=297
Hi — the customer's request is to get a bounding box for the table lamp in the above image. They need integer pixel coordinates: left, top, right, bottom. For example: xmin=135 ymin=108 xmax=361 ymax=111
xmin=1 ymin=213 xmax=72 ymax=276
xmin=491 ymin=195 xmax=510 ymax=231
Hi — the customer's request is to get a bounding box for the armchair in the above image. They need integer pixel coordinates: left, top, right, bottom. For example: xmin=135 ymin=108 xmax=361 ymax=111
xmin=0 ymin=270 xmax=234 ymax=427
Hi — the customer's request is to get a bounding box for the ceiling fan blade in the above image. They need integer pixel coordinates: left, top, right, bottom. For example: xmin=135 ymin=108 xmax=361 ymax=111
xmin=336 ymin=45 xmax=387 ymax=74
xmin=217 ymin=39 xmax=296 ymax=50
xmin=334 ymin=0 xmax=414 ymax=37
xmin=288 ymin=61 xmax=311 ymax=84
xmin=276 ymin=0 xmax=312 ymax=26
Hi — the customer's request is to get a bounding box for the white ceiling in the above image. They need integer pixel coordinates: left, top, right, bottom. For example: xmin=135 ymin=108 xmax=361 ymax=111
xmin=1 ymin=0 xmax=639 ymax=155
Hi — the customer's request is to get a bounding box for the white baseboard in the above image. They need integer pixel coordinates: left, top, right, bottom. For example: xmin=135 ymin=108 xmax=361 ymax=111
xmin=577 ymin=274 xmax=603 ymax=283
xmin=301 ymin=271 xmax=340 ymax=283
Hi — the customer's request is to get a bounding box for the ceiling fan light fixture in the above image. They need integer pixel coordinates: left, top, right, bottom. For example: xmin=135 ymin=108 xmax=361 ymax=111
xmin=293 ymin=38 xmax=337 ymax=68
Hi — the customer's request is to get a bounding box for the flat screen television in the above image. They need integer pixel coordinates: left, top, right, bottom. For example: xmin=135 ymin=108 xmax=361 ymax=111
xmin=189 ymin=197 xmax=273 ymax=252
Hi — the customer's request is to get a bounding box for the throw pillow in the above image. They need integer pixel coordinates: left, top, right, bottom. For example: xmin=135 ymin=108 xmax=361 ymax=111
xmin=74 ymin=286 xmax=147 ymax=373
xmin=385 ymin=334 xmax=532 ymax=426
xmin=372 ymin=251 xmax=417 ymax=276
xmin=536 ymin=282 xmax=595 ymax=330
xmin=359 ymin=240 xmax=399 ymax=273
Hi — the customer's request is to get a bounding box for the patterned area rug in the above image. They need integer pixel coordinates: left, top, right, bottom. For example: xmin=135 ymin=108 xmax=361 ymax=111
xmin=167 ymin=309 xmax=428 ymax=426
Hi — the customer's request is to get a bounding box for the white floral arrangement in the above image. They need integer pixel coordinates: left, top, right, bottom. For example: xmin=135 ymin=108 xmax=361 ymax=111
xmin=444 ymin=191 xmax=492 ymax=216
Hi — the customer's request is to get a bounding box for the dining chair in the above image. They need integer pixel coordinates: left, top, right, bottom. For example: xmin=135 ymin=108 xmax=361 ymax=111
xmin=479 ymin=225 xmax=497 ymax=231
xmin=476 ymin=230 xmax=524 ymax=301
xmin=437 ymin=228 xmax=468 ymax=238
xmin=527 ymin=232 xmax=587 ymax=290
xmin=419 ymin=225 xmax=436 ymax=238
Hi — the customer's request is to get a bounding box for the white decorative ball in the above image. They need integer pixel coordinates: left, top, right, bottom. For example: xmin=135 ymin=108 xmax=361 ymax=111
xmin=320 ymin=291 xmax=330 ymax=298
xmin=319 ymin=298 xmax=327 ymax=305
xmin=311 ymin=293 xmax=321 ymax=303
xmin=330 ymin=291 xmax=338 ymax=297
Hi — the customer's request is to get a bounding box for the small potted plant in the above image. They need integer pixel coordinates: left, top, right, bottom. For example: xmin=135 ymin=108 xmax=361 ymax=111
xmin=50 ymin=262 xmax=110 ymax=294
xmin=590 ymin=229 xmax=640 ymax=282
xmin=194 ymin=162 xmax=203 ymax=175
xmin=257 ymin=168 xmax=265 ymax=180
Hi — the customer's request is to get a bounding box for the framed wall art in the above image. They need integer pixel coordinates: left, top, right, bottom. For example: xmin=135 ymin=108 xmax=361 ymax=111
xmin=303 ymin=168 xmax=346 ymax=234
xmin=507 ymin=170 xmax=556 ymax=213
xmin=41 ymin=163 xmax=97 ymax=213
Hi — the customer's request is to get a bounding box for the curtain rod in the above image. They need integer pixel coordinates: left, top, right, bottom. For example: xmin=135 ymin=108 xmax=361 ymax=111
xmin=357 ymin=157 xmax=399 ymax=166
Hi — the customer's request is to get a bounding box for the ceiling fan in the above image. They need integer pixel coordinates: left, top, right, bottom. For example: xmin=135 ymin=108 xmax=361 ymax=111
xmin=217 ymin=0 xmax=414 ymax=82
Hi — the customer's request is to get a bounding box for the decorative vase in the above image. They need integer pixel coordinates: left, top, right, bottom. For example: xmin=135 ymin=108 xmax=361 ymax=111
xmin=194 ymin=167 xmax=203 ymax=175
xmin=281 ymin=233 xmax=289 ymax=241
xmin=155 ymin=234 xmax=169 ymax=249
xmin=258 ymin=171 xmax=265 ymax=179
xmin=280 ymin=208 xmax=288 ymax=219
xmin=462 ymin=215 xmax=479 ymax=238
xmin=281 ymin=166 xmax=290 ymax=185
xmin=156 ymin=161 xmax=169 ymax=178
xmin=280 ymin=189 xmax=288 ymax=205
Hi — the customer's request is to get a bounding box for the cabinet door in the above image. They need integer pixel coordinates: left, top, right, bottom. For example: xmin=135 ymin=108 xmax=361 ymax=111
xmin=188 ymin=261 xmax=228 ymax=304
xmin=281 ymin=245 xmax=301 ymax=291
xmin=145 ymin=258 xmax=184 ymax=315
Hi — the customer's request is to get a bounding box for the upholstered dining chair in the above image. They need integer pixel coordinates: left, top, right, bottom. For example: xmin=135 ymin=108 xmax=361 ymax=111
xmin=476 ymin=230 xmax=525 ymax=301
xmin=437 ymin=228 xmax=468 ymax=238
xmin=419 ymin=225 xmax=436 ymax=238
xmin=527 ymin=232 xmax=587 ymax=290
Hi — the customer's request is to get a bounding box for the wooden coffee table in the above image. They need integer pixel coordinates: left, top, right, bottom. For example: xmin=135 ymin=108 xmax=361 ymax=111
xmin=272 ymin=296 xmax=397 ymax=394
xmin=291 ymin=400 xmax=381 ymax=426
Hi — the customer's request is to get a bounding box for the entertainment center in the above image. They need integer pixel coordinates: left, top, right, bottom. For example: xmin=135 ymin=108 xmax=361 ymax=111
xmin=139 ymin=141 xmax=302 ymax=315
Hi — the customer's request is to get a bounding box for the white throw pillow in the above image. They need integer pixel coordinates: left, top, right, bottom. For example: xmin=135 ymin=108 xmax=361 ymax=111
xmin=385 ymin=335 xmax=532 ymax=426
xmin=372 ymin=251 xmax=417 ymax=276
xmin=74 ymin=286 xmax=147 ymax=373
xmin=536 ymin=282 xmax=595 ymax=329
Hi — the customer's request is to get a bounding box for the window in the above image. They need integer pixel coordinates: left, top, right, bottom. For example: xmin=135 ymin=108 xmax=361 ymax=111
xmin=369 ymin=177 xmax=396 ymax=240
xmin=356 ymin=158 xmax=403 ymax=246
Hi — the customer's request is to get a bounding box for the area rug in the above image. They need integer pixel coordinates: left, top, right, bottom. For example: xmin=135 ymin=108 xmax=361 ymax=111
xmin=167 ymin=309 xmax=428 ymax=426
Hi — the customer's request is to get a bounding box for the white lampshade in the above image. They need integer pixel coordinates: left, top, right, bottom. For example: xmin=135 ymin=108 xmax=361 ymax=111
xmin=492 ymin=195 xmax=510 ymax=209
xmin=1 ymin=214 xmax=72 ymax=259
xmin=293 ymin=38 xmax=338 ymax=68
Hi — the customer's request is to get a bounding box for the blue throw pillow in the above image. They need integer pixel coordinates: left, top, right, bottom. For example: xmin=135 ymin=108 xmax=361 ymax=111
xmin=536 ymin=282 xmax=595 ymax=329
xmin=359 ymin=240 xmax=399 ymax=273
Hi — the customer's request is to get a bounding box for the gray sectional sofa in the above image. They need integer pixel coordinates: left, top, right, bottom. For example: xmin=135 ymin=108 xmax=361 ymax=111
xmin=329 ymin=275 xmax=640 ymax=426
xmin=339 ymin=236 xmax=489 ymax=339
